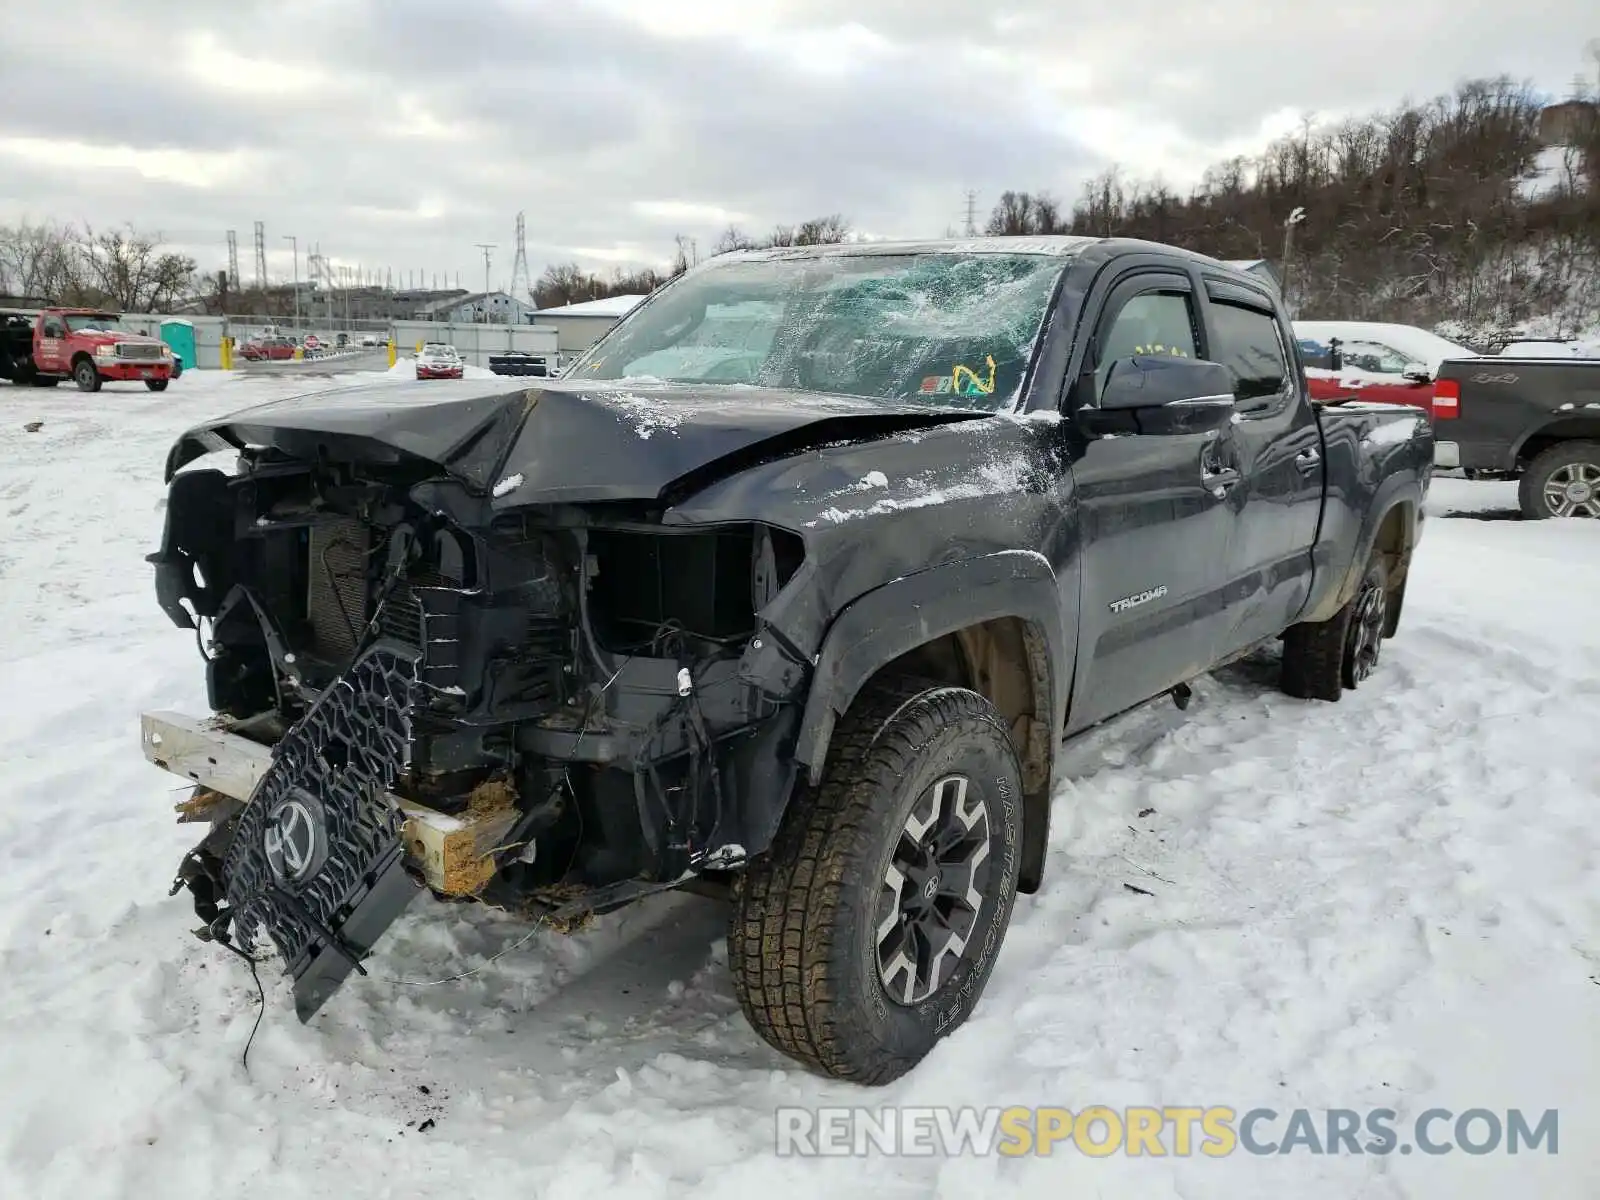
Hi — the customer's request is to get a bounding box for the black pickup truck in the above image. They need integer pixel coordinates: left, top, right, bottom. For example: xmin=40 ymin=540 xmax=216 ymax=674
xmin=1432 ymin=356 xmax=1600 ymax=518
xmin=141 ymin=236 xmax=1432 ymax=1084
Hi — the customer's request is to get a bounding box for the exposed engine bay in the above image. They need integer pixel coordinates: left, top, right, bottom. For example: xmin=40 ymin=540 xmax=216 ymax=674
xmin=150 ymin=438 xmax=812 ymax=1017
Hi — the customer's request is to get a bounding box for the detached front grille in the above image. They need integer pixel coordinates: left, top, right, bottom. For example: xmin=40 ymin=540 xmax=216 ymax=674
xmin=307 ymin=518 xmax=370 ymax=662
xmin=115 ymin=342 xmax=165 ymax=360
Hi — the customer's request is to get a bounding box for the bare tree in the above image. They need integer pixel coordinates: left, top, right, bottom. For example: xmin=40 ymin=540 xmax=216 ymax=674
xmin=0 ymin=221 xmax=82 ymax=300
xmin=984 ymin=191 xmax=1069 ymax=236
xmin=793 ymin=214 xmax=850 ymax=245
xmin=713 ymin=224 xmax=756 ymax=255
xmin=75 ymin=225 xmax=196 ymax=311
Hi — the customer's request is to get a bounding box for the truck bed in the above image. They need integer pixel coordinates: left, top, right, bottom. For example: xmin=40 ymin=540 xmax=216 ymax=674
xmin=1436 ymin=357 xmax=1600 ymax=473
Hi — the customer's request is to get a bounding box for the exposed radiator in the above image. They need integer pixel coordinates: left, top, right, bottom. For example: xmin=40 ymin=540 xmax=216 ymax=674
xmin=306 ymin=518 xmax=370 ymax=662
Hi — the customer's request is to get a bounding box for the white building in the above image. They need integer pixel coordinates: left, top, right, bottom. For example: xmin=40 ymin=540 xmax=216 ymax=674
xmin=532 ymin=293 xmax=648 ymax=353
xmin=416 ymin=290 xmax=537 ymax=325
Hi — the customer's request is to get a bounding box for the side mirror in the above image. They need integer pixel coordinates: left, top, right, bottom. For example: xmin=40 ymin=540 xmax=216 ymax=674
xmin=1084 ymin=356 xmax=1237 ymax=436
xmin=1401 ymin=362 xmax=1432 ymax=384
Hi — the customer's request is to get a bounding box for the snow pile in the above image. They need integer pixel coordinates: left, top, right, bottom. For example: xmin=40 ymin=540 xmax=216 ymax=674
xmin=1516 ymin=145 xmax=1587 ymax=201
xmin=0 ymin=373 xmax=1597 ymax=1197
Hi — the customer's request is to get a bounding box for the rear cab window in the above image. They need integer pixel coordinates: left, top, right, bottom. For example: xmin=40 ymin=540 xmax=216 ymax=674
xmin=1206 ymin=295 xmax=1293 ymax=412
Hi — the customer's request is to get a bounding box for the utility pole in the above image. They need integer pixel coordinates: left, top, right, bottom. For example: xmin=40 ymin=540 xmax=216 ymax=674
xmin=1281 ymin=206 xmax=1306 ymax=301
xmin=963 ymin=190 xmax=978 ymax=237
xmin=510 ymin=212 xmax=531 ymax=301
xmin=474 ymin=243 xmax=496 ymax=296
xmin=283 ymin=235 xmax=300 ymax=329
xmin=225 ymin=230 xmax=240 ymax=302
xmin=253 ymin=221 xmax=267 ymax=291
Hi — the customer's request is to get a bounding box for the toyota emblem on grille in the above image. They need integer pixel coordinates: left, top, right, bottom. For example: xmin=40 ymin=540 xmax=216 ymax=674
xmin=263 ymin=795 xmax=325 ymax=884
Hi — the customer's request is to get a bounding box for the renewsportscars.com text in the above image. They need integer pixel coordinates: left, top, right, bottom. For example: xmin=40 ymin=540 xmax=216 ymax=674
xmin=774 ymin=1105 xmax=1559 ymax=1158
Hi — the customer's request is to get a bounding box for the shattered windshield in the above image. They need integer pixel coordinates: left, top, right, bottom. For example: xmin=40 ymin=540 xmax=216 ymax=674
xmin=571 ymin=251 xmax=1066 ymax=411
xmin=65 ymin=313 xmax=127 ymax=334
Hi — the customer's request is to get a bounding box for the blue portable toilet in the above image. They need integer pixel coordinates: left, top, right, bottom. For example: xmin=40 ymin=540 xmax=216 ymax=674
xmin=160 ymin=319 xmax=195 ymax=374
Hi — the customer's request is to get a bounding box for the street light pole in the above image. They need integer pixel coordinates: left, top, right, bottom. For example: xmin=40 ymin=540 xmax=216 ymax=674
xmin=1281 ymin=206 xmax=1306 ymax=301
xmin=283 ymin=235 xmax=300 ymax=331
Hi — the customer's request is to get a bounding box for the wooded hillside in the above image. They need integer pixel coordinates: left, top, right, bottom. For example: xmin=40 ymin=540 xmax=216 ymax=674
xmin=1048 ymin=78 xmax=1598 ymax=339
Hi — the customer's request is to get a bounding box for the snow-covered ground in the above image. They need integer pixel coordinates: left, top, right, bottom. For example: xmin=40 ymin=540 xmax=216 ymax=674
xmin=1 ymin=371 xmax=1596 ymax=1199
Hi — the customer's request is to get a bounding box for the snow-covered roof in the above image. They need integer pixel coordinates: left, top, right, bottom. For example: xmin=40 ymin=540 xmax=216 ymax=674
xmin=418 ymin=291 xmax=524 ymax=314
xmin=1293 ymin=320 xmax=1480 ymax=373
xmin=533 ymin=294 xmax=648 ymax=318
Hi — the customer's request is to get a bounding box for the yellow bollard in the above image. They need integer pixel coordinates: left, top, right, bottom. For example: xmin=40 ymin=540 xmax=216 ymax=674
xmin=388 ymin=340 xmax=397 ymax=368
xmin=220 ymin=336 xmax=234 ymax=371
xmin=415 ymin=339 xmax=423 ymax=353
xmin=294 ymin=347 xmax=304 ymax=361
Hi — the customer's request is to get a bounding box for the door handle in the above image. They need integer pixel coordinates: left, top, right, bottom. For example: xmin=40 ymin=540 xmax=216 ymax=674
xmin=1295 ymin=447 xmax=1322 ymax=470
xmin=1202 ymin=465 xmax=1241 ymax=497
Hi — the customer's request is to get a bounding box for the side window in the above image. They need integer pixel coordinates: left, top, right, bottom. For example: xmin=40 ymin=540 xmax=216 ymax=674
xmin=1341 ymin=340 xmax=1408 ymax=374
xmin=1096 ymin=291 xmax=1199 ymax=396
xmin=43 ymin=319 xmax=64 ymax=338
xmin=1209 ymin=301 xmax=1290 ymax=405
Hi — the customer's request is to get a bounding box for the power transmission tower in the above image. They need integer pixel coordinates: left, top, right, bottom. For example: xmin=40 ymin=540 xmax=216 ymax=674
xmin=474 ymin=243 xmax=496 ymax=295
xmin=252 ymin=221 xmax=267 ymax=290
xmin=510 ymin=212 xmax=532 ymax=301
xmin=226 ymin=230 xmax=240 ymax=292
xmin=963 ymin=191 xmax=979 ymax=237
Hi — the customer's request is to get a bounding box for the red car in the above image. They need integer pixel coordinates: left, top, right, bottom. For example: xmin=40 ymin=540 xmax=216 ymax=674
xmin=240 ymin=336 xmax=296 ymax=361
xmin=1295 ymin=321 xmax=1481 ymax=421
xmin=415 ymin=343 xmax=464 ymax=379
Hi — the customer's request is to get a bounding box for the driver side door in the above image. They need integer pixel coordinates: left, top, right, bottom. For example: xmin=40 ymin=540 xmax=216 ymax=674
xmin=36 ymin=316 xmax=67 ymax=373
xmin=1065 ymin=271 xmax=1241 ymax=732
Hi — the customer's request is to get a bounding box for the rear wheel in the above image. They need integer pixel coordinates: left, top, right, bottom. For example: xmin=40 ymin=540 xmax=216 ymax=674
xmin=73 ymin=359 xmax=100 ymax=392
xmin=1519 ymin=441 xmax=1600 ymax=519
xmin=728 ymin=679 xmax=1023 ymax=1084
xmin=1281 ymin=554 xmax=1389 ymax=701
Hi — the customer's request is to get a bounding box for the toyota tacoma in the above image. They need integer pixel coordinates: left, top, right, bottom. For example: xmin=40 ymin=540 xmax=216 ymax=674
xmin=142 ymin=237 xmax=1432 ymax=1083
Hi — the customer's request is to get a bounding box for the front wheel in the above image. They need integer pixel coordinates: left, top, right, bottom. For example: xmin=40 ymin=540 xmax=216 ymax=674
xmin=728 ymin=679 xmax=1023 ymax=1084
xmin=1519 ymin=441 xmax=1600 ymax=519
xmin=145 ymin=379 xmax=169 ymax=392
xmin=73 ymin=359 xmax=101 ymax=392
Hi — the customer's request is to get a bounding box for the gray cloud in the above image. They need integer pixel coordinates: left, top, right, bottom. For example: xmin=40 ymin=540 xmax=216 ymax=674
xmin=0 ymin=0 xmax=1591 ymax=288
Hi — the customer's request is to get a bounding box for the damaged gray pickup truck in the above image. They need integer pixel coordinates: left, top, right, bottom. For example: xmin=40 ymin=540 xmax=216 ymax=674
xmin=143 ymin=237 xmax=1432 ymax=1084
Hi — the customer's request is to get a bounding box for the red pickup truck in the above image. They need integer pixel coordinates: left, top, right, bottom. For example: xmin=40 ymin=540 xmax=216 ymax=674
xmin=0 ymin=307 xmax=176 ymax=392
xmin=1293 ymin=320 xmax=1480 ymax=420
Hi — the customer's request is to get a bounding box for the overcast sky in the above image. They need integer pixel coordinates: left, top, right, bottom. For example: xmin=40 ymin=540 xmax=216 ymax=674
xmin=0 ymin=0 xmax=1591 ymax=292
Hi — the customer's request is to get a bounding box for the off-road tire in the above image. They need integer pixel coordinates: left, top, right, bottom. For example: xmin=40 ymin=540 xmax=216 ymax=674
xmin=728 ymin=678 xmax=1024 ymax=1084
xmin=1518 ymin=440 xmax=1600 ymax=519
xmin=145 ymin=379 xmax=169 ymax=392
xmin=1281 ymin=554 xmax=1389 ymax=701
xmin=73 ymin=359 xmax=100 ymax=393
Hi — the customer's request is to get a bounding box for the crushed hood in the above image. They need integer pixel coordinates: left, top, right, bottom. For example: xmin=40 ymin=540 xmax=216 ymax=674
xmin=165 ymin=379 xmax=989 ymax=503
